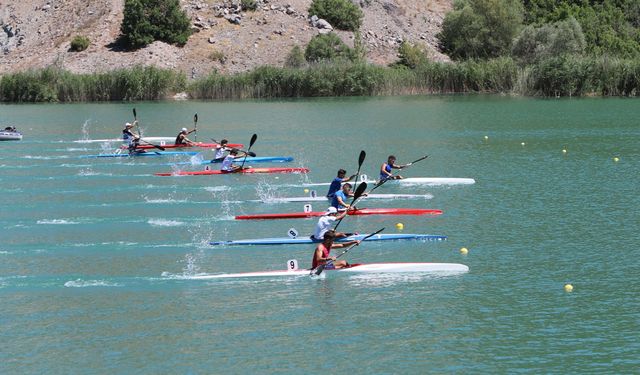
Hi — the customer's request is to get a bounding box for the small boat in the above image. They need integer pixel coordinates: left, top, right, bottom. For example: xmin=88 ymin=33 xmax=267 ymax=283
xmin=155 ymin=167 xmax=309 ymax=176
xmin=255 ymin=193 xmax=433 ymax=203
xmin=235 ymin=208 xmax=443 ymax=220
xmin=302 ymin=177 xmax=476 ymax=187
xmin=80 ymin=151 xmax=198 ymax=158
xmin=0 ymin=128 xmax=22 ymax=141
xmin=210 ymin=233 xmax=447 ymax=246
xmin=120 ymin=142 xmax=243 ymax=150
xmin=183 ymin=262 xmax=469 ymax=280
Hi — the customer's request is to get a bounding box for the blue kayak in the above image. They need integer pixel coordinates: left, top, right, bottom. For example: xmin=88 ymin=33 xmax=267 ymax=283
xmin=170 ymin=156 xmax=294 ymax=165
xmin=210 ymin=233 xmax=447 ymax=246
xmin=80 ymin=151 xmax=199 ymax=158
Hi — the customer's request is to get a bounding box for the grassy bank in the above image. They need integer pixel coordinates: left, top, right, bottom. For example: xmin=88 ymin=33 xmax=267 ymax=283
xmin=1 ymin=57 xmax=638 ymax=102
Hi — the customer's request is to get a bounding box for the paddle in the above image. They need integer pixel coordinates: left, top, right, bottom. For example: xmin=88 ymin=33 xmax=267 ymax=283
xmin=239 ymin=134 xmax=258 ymax=170
xmin=353 ymin=150 xmax=366 ymax=186
xmin=211 ymin=138 xmax=257 ymax=157
xmin=333 ymin=181 xmax=367 ymax=231
xmin=368 ymin=155 xmax=430 ymax=194
xmin=132 ymin=108 xmax=165 ymax=151
xmin=312 ymin=227 xmax=385 ymax=276
xmin=193 ymin=113 xmax=198 ymax=142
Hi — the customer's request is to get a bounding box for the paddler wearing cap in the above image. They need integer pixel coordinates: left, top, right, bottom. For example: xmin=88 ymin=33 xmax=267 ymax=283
xmin=311 ymin=230 xmax=360 ymax=270
xmin=122 ymin=121 xmax=139 ymax=147
xmin=175 ymin=127 xmax=196 ymax=145
xmin=311 ymin=207 xmax=350 ymax=241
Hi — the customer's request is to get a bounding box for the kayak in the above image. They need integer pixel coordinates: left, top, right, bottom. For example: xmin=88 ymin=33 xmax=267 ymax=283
xmin=183 ymin=263 xmax=469 ymax=279
xmin=0 ymin=130 xmax=22 ymax=141
xmin=256 ymin=193 xmax=433 ymax=203
xmin=74 ymin=137 xmax=175 ymax=143
xmin=302 ymin=177 xmax=476 ymax=187
xmin=120 ymin=142 xmax=243 ymax=150
xmin=235 ymin=208 xmax=443 ymax=220
xmin=210 ymin=233 xmax=447 ymax=246
xmin=80 ymin=151 xmax=198 ymax=158
xmin=155 ymin=167 xmax=309 ymax=176
xmin=172 ymin=156 xmax=294 ymax=166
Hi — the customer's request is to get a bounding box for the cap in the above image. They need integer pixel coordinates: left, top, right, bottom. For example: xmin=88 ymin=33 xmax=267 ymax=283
xmin=125 ymin=122 xmax=132 ymax=127
xmin=324 ymin=207 xmax=338 ymax=215
xmin=181 ymin=127 xmax=188 ymax=132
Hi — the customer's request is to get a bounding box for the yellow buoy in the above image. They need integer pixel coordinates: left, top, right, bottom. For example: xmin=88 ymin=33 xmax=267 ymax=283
xmin=613 ymin=157 xmax=619 ymax=162
xmin=304 ymin=188 xmax=309 ymax=194
xmin=396 ymin=223 xmax=404 ymax=231
xmin=564 ymin=284 xmax=574 ymax=292
xmin=460 ymin=247 xmax=468 ymax=255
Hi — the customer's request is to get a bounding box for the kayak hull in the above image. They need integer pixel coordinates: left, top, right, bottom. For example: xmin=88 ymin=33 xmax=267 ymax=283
xmin=81 ymin=151 xmax=198 ymax=158
xmin=0 ymin=131 xmax=22 ymax=141
xmin=210 ymin=233 xmax=447 ymax=246
xmin=121 ymin=142 xmax=243 ymax=150
xmin=171 ymin=156 xmax=294 ymax=166
xmin=235 ymin=208 xmax=443 ymax=220
xmin=257 ymin=193 xmax=433 ymax=203
xmin=155 ymin=167 xmax=309 ymax=176
xmin=302 ymin=177 xmax=476 ymax=186
xmin=185 ymin=263 xmax=469 ymax=279
xmin=74 ymin=137 xmax=175 ymax=143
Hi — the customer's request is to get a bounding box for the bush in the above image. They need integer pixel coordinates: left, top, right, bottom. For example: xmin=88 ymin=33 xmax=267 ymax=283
xmin=241 ymin=0 xmax=258 ymax=11
xmin=304 ymin=33 xmax=356 ymax=63
xmin=395 ymin=42 xmax=428 ymax=69
xmin=308 ymin=0 xmax=364 ymax=31
xmin=209 ymin=50 xmax=226 ymax=63
xmin=438 ymin=0 xmax=523 ymax=60
xmin=70 ymin=36 xmax=90 ymax=52
xmin=512 ymin=17 xmax=586 ymax=65
xmin=285 ymin=45 xmax=306 ymax=68
xmin=120 ymin=0 xmax=192 ymax=49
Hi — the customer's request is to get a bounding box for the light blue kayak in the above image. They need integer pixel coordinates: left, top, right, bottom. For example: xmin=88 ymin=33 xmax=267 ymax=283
xmin=80 ymin=151 xmax=199 ymax=158
xmin=171 ymin=156 xmax=294 ymax=165
xmin=210 ymin=233 xmax=447 ymax=246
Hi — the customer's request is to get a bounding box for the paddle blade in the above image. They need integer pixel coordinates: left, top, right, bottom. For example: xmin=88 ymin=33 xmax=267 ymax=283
xmin=358 ymin=150 xmax=366 ymax=167
xmin=314 ymin=264 xmax=327 ymax=276
xmin=248 ymin=151 xmax=257 ymax=157
xmin=249 ymin=134 xmax=258 ymax=148
xmin=133 ymin=108 xmax=137 ymax=119
xmin=353 ymin=182 xmax=367 ymax=201
xmin=194 ymin=113 xmax=198 ymax=124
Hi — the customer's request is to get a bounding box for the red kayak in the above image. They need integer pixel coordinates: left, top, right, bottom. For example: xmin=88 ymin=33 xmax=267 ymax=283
xmin=235 ymin=208 xmax=443 ymax=220
xmin=155 ymin=167 xmax=309 ymax=176
xmin=120 ymin=142 xmax=243 ymax=150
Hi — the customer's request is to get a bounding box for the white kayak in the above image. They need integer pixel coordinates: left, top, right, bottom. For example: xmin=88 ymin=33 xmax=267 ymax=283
xmin=0 ymin=130 xmax=22 ymax=141
xmin=301 ymin=177 xmax=476 ymax=187
xmin=185 ymin=263 xmax=469 ymax=280
xmin=73 ymin=137 xmax=174 ymax=144
xmin=253 ymin=193 xmax=433 ymax=203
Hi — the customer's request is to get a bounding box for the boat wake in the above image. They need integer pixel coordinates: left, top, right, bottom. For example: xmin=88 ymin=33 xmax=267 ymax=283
xmin=64 ymin=279 xmax=123 ymax=288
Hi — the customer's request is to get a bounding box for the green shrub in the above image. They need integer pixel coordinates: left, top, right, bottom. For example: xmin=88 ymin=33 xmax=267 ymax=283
xmin=438 ymin=0 xmax=523 ymax=60
xmin=70 ymin=35 xmax=90 ymax=52
xmin=512 ymin=17 xmax=586 ymax=65
xmin=209 ymin=50 xmax=226 ymax=63
xmin=395 ymin=42 xmax=428 ymax=69
xmin=304 ymin=33 xmax=356 ymax=63
xmin=308 ymin=0 xmax=364 ymax=31
xmin=241 ymin=0 xmax=258 ymax=11
xmin=120 ymin=0 xmax=192 ymax=49
xmin=285 ymin=45 xmax=306 ymax=68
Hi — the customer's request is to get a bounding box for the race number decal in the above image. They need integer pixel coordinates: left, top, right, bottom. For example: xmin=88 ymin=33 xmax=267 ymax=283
xmin=160 ymin=141 xmax=166 ymax=146
xmin=287 ymin=259 xmax=299 ymax=271
xmin=303 ymin=204 xmax=312 ymax=213
xmin=360 ymin=174 xmax=368 ymax=182
xmin=287 ymin=228 xmax=299 ymax=239
xmin=310 ymin=190 xmax=317 ymax=198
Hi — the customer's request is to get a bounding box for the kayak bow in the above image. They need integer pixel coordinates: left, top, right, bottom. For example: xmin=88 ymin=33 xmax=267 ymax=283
xmin=120 ymin=142 xmax=243 ymax=150
xmin=81 ymin=151 xmax=198 ymax=158
xmin=235 ymin=208 xmax=442 ymax=220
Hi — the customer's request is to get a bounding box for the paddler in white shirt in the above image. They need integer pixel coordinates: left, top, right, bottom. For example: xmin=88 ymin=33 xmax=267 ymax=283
xmin=212 ymin=139 xmax=229 ymax=162
xmin=220 ymin=148 xmax=249 ymax=172
xmin=311 ymin=230 xmax=360 ymax=270
xmin=311 ymin=207 xmax=350 ymax=241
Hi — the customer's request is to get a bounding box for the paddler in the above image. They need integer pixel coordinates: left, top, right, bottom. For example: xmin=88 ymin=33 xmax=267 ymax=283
xmin=122 ymin=121 xmax=139 ymax=147
xmin=331 ymin=183 xmax=365 ymax=211
xmin=311 ymin=230 xmax=360 ymax=270
xmin=220 ymin=148 xmax=249 ymax=173
xmin=175 ymin=127 xmax=196 ymax=145
xmin=380 ymin=155 xmax=407 ymax=181
xmin=311 ymin=207 xmax=350 ymax=241
xmin=326 ymin=169 xmax=356 ymax=198
xmin=127 ymin=135 xmax=146 ymax=155
xmin=211 ymin=139 xmax=229 ymax=162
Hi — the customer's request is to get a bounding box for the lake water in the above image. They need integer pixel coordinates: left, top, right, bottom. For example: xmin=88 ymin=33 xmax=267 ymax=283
xmin=1 ymin=96 xmax=639 ymax=373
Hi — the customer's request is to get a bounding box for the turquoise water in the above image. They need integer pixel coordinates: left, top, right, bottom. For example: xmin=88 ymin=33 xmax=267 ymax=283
xmin=1 ymin=96 xmax=639 ymax=373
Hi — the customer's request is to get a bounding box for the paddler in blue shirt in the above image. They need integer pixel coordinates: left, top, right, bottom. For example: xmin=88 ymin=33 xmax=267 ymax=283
xmin=326 ymin=169 xmax=356 ymax=198
xmin=380 ymin=155 xmax=407 ymax=182
xmin=331 ymin=183 xmax=354 ymax=211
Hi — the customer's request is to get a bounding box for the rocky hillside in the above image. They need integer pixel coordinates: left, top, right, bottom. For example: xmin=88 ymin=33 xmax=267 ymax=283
xmin=0 ymin=0 xmax=452 ymax=77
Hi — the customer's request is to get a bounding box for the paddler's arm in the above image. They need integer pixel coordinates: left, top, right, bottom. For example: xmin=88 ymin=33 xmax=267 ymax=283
xmin=331 ymin=240 xmax=360 ymax=248
xmin=337 ymin=196 xmax=350 ymax=209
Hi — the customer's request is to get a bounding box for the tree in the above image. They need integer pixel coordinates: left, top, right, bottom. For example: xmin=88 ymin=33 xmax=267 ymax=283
xmin=512 ymin=17 xmax=586 ymax=65
xmin=308 ymin=0 xmax=364 ymax=31
xmin=438 ymin=0 xmax=523 ymax=60
xmin=120 ymin=0 xmax=192 ymax=49
xmin=304 ymin=33 xmax=356 ymax=63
